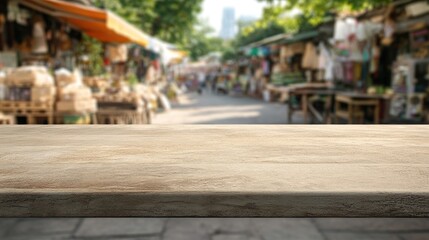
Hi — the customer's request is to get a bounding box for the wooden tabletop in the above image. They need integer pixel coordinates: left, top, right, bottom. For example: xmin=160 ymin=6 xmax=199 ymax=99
xmin=0 ymin=126 xmax=428 ymax=217
xmin=336 ymin=92 xmax=391 ymax=99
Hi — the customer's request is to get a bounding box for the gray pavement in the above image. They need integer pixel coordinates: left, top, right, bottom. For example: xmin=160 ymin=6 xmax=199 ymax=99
xmin=2 ymin=93 xmax=428 ymax=239
xmin=1 ymin=218 xmax=429 ymax=239
xmin=153 ymin=92 xmax=301 ymax=124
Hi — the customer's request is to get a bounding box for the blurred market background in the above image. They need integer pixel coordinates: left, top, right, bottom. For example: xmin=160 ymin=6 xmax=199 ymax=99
xmin=1 ymin=0 xmax=429 ymax=125
xmin=1 ymin=0 xmax=429 ymax=239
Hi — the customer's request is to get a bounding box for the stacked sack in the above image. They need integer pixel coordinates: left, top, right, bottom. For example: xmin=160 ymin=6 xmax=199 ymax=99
xmin=4 ymin=66 xmax=55 ymax=103
xmin=83 ymin=76 xmax=109 ymax=92
xmin=55 ymin=69 xmax=97 ymax=113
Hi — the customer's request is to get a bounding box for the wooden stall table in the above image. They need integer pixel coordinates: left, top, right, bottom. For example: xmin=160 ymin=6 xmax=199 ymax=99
xmin=0 ymin=126 xmax=428 ymax=217
xmin=266 ymin=82 xmax=329 ymax=103
xmin=335 ymin=92 xmax=388 ymax=124
xmin=306 ymin=89 xmax=338 ymax=124
xmin=287 ymin=87 xmax=334 ymax=123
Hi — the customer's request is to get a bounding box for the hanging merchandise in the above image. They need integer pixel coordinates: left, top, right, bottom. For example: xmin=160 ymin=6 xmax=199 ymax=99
xmin=390 ymin=94 xmax=407 ymax=118
xmin=280 ymin=46 xmax=290 ymax=59
xmin=382 ymin=20 xmax=395 ymax=46
xmin=32 ymin=17 xmax=48 ymax=54
xmin=7 ymin=1 xmax=19 ymax=22
xmin=353 ymin=62 xmax=362 ymax=83
xmin=334 ymin=17 xmax=358 ymax=41
xmin=370 ymin=45 xmax=380 ymax=74
xmin=392 ymin=64 xmax=411 ymax=94
xmin=302 ymin=42 xmax=318 ymax=69
xmin=145 ymin=62 xmax=156 ymax=84
xmin=357 ymin=20 xmax=383 ymax=42
xmin=356 ymin=21 xmax=368 ymax=41
xmin=260 ymin=47 xmax=270 ymax=57
xmin=262 ymin=58 xmax=270 ymax=76
xmin=57 ymin=28 xmax=72 ymax=51
xmin=334 ymin=19 xmax=348 ymax=41
xmin=318 ymin=42 xmax=334 ymax=81
xmin=382 ymin=5 xmax=395 ymax=46
xmin=349 ymin=37 xmax=363 ymax=61
xmin=344 ymin=61 xmax=354 ymax=83
xmin=318 ymin=43 xmax=328 ymax=69
xmin=360 ymin=42 xmax=372 ymax=89
xmin=333 ymin=58 xmax=345 ymax=81
xmin=248 ymin=47 xmax=259 ymax=57
xmin=108 ymin=44 xmax=128 ymax=63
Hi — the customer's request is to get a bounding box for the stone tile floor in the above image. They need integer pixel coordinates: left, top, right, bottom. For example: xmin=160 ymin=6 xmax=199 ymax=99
xmin=1 ymin=218 xmax=428 ymax=240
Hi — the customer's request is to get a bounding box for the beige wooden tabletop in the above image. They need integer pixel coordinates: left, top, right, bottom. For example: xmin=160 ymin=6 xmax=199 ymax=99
xmin=0 ymin=125 xmax=428 ymax=217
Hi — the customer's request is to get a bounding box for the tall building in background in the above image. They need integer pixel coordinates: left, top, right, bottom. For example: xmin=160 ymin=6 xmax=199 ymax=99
xmin=220 ymin=7 xmax=236 ymax=40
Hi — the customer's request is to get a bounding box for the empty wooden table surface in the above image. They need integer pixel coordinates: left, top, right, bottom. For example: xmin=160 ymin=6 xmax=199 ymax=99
xmin=0 ymin=126 xmax=428 ymax=217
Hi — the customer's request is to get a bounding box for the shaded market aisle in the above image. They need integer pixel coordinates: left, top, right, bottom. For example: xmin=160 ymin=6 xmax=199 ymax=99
xmin=153 ymin=92 xmax=301 ymax=124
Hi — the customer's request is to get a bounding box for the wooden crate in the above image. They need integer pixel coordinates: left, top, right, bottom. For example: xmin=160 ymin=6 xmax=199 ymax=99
xmin=0 ymin=101 xmax=54 ymax=124
xmin=0 ymin=101 xmax=54 ymax=114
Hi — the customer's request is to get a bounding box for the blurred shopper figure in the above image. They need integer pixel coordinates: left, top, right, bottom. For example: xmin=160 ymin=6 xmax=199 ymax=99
xmin=207 ymin=70 xmax=217 ymax=93
xmin=197 ymin=71 xmax=206 ymax=95
xmin=247 ymin=67 xmax=256 ymax=96
xmin=212 ymin=68 xmax=221 ymax=93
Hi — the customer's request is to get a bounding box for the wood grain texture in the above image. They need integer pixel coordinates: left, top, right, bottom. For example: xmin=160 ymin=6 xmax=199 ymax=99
xmin=0 ymin=126 xmax=428 ymax=217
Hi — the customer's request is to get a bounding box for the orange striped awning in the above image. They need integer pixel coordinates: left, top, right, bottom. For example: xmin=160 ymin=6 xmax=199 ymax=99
xmin=22 ymin=0 xmax=149 ymax=47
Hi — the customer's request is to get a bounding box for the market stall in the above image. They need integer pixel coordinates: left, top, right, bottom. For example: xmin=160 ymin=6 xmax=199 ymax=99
xmin=331 ymin=0 xmax=429 ymax=123
xmin=0 ymin=0 xmax=180 ymax=124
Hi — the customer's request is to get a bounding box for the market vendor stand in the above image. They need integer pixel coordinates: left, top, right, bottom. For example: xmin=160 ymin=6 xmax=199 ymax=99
xmin=234 ymin=1 xmax=429 ymax=124
xmin=0 ymin=0 xmax=182 ymax=124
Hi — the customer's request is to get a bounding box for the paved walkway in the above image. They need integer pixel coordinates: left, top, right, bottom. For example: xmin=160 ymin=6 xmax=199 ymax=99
xmin=1 ymin=218 xmax=429 ymax=239
xmin=2 ymin=93 xmax=428 ymax=239
xmin=153 ymin=92 xmax=301 ymax=124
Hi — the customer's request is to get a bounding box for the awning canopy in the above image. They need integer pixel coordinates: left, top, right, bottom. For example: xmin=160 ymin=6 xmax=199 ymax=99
xmin=280 ymin=31 xmax=319 ymax=44
xmin=21 ymin=0 xmax=150 ymax=47
xmin=241 ymin=33 xmax=290 ymax=51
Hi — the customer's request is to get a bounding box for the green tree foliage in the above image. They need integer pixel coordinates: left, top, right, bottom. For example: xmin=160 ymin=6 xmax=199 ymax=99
xmin=186 ymin=20 xmax=225 ymax=61
xmin=257 ymin=0 xmax=391 ymax=25
xmin=93 ymin=0 xmax=203 ymax=45
xmin=76 ymin=34 xmax=104 ymax=76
